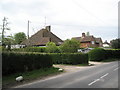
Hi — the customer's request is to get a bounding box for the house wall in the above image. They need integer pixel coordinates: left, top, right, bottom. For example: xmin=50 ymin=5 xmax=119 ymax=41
xmin=103 ymin=44 xmax=110 ymax=47
xmin=80 ymin=42 xmax=91 ymax=48
xmin=80 ymin=42 xmax=99 ymax=48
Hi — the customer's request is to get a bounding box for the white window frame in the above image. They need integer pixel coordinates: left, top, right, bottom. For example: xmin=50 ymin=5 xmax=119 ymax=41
xmin=91 ymin=41 xmax=95 ymax=44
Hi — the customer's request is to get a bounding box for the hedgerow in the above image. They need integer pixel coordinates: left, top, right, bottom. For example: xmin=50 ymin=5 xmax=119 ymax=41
xmin=88 ymin=48 xmax=120 ymax=61
xmin=11 ymin=47 xmax=46 ymax=52
xmin=2 ymin=52 xmax=88 ymax=75
xmin=51 ymin=53 xmax=88 ymax=65
xmin=2 ymin=52 xmax=52 ymax=76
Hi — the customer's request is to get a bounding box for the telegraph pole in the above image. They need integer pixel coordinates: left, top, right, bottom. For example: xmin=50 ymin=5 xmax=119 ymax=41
xmin=27 ymin=20 xmax=30 ymax=39
xmin=44 ymin=16 xmax=46 ymax=27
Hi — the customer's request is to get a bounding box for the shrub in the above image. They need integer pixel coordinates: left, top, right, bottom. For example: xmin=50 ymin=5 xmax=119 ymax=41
xmin=111 ymin=39 xmax=120 ymax=49
xmin=88 ymin=48 xmax=106 ymax=61
xmin=51 ymin=53 xmax=88 ymax=65
xmin=12 ymin=47 xmax=46 ymax=52
xmin=46 ymin=42 xmax=58 ymax=53
xmin=2 ymin=52 xmax=53 ymax=76
xmin=60 ymin=39 xmax=80 ymax=53
xmin=105 ymin=49 xmax=120 ymax=59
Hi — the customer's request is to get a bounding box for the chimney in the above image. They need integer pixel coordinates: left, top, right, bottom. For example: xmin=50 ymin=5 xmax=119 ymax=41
xmin=82 ymin=33 xmax=86 ymax=37
xmin=45 ymin=26 xmax=51 ymax=32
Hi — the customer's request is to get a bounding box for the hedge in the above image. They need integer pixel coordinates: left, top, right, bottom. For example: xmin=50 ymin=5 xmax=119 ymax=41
xmin=105 ymin=49 xmax=120 ymax=59
xmin=11 ymin=47 xmax=46 ymax=52
xmin=2 ymin=52 xmax=53 ymax=76
xmin=51 ymin=53 xmax=88 ymax=65
xmin=88 ymin=48 xmax=120 ymax=61
xmin=88 ymin=48 xmax=106 ymax=61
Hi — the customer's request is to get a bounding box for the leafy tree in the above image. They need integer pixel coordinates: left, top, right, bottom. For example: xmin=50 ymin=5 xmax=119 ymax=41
xmin=111 ymin=38 xmax=120 ymax=49
xmin=60 ymin=39 xmax=80 ymax=53
xmin=1 ymin=34 xmax=15 ymax=51
xmin=0 ymin=17 xmax=10 ymax=46
xmin=14 ymin=32 xmax=26 ymax=44
xmin=46 ymin=42 xmax=58 ymax=53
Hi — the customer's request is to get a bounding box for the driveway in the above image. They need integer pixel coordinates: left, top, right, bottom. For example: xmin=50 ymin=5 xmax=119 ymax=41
xmin=53 ymin=61 xmax=106 ymax=72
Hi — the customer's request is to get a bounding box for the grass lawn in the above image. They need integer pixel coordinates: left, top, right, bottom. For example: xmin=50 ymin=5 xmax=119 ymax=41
xmin=2 ymin=67 xmax=63 ymax=88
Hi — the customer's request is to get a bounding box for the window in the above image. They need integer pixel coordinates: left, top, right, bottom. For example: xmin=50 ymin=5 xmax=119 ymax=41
xmin=91 ymin=41 xmax=95 ymax=44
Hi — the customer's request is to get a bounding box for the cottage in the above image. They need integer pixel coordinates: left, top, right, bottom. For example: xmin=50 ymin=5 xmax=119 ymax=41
xmin=72 ymin=33 xmax=103 ymax=48
xmin=103 ymin=40 xmax=110 ymax=47
xmin=21 ymin=26 xmax=63 ymax=46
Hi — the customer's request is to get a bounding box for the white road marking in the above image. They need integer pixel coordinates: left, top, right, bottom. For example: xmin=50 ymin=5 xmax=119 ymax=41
xmin=88 ymin=73 xmax=109 ymax=86
xmin=113 ymin=67 xmax=119 ymax=71
xmin=100 ymin=73 xmax=109 ymax=79
xmin=88 ymin=79 xmax=100 ymax=86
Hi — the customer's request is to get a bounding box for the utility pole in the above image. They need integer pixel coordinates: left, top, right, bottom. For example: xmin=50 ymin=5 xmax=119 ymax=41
xmin=27 ymin=20 xmax=30 ymax=39
xmin=44 ymin=16 xmax=46 ymax=27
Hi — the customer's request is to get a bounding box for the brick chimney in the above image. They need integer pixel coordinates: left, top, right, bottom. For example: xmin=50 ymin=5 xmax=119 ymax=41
xmin=45 ymin=26 xmax=51 ymax=32
xmin=82 ymin=33 xmax=86 ymax=37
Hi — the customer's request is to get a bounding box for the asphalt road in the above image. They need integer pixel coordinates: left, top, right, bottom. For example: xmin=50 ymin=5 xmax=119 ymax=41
xmin=15 ymin=61 xmax=119 ymax=88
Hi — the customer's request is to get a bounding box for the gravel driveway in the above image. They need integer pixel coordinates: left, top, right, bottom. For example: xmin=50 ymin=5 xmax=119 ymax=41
xmin=53 ymin=61 xmax=106 ymax=73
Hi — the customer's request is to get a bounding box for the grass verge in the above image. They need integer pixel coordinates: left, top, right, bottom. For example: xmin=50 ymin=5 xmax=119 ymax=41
xmin=100 ymin=58 xmax=119 ymax=62
xmin=2 ymin=67 xmax=63 ymax=88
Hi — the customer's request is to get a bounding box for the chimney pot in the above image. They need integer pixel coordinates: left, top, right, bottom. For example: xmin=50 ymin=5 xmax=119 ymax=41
xmin=45 ymin=26 xmax=51 ymax=32
xmin=82 ymin=33 xmax=86 ymax=37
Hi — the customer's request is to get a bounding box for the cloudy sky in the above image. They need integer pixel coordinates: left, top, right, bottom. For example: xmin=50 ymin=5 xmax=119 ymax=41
xmin=0 ymin=0 xmax=119 ymax=42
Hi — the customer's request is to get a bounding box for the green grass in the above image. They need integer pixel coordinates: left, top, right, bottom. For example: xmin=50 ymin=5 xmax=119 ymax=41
xmin=100 ymin=58 xmax=119 ymax=62
xmin=3 ymin=67 xmax=63 ymax=88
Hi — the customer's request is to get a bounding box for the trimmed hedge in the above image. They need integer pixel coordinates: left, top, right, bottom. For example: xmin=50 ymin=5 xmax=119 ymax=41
xmin=89 ymin=48 xmax=120 ymax=61
xmin=11 ymin=47 xmax=46 ymax=52
xmin=105 ymin=49 xmax=120 ymax=59
xmin=88 ymin=48 xmax=106 ymax=61
xmin=51 ymin=53 xmax=88 ymax=65
xmin=2 ymin=52 xmax=53 ymax=76
xmin=2 ymin=52 xmax=88 ymax=75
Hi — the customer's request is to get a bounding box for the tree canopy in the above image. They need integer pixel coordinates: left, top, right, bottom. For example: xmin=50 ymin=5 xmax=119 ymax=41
xmin=14 ymin=32 xmax=26 ymax=44
xmin=111 ymin=38 xmax=120 ymax=49
xmin=60 ymin=39 xmax=80 ymax=53
xmin=46 ymin=42 xmax=58 ymax=53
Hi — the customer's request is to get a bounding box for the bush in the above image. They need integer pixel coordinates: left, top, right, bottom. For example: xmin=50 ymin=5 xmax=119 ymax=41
xmin=89 ymin=48 xmax=120 ymax=61
xmin=12 ymin=47 xmax=46 ymax=52
xmin=60 ymin=39 xmax=80 ymax=53
xmin=2 ymin=52 xmax=53 ymax=76
xmin=46 ymin=42 xmax=58 ymax=53
xmin=105 ymin=49 xmax=120 ymax=59
xmin=111 ymin=39 xmax=120 ymax=49
xmin=88 ymin=48 xmax=106 ymax=61
xmin=51 ymin=53 xmax=88 ymax=65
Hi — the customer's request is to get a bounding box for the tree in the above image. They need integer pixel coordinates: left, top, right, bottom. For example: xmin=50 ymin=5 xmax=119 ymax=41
xmin=46 ymin=42 xmax=58 ymax=53
xmin=14 ymin=32 xmax=26 ymax=44
xmin=86 ymin=32 xmax=90 ymax=36
xmin=60 ymin=39 xmax=80 ymax=53
xmin=111 ymin=38 xmax=120 ymax=49
xmin=1 ymin=17 xmax=10 ymax=46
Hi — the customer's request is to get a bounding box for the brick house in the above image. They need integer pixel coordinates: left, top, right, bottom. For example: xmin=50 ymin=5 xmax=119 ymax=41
xmin=72 ymin=33 xmax=103 ymax=48
xmin=21 ymin=26 xmax=63 ymax=46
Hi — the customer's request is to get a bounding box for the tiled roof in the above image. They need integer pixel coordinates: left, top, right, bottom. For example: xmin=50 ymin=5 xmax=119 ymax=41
xmin=73 ymin=36 xmax=95 ymax=42
xmin=80 ymin=36 xmax=95 ymax=42
xmin=21 ymin=29 xmax=63 ymax=46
